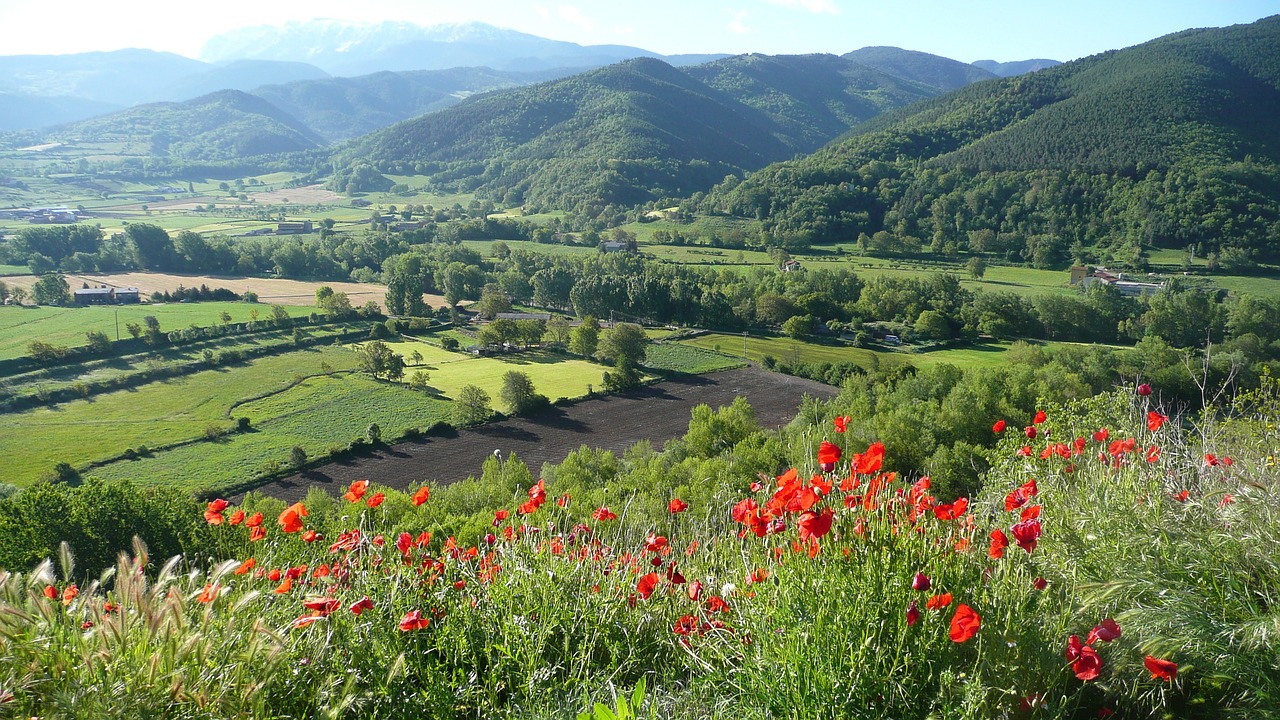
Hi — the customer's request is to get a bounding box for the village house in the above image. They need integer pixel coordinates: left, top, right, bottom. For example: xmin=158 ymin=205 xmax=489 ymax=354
xmin=1069 ymin=265 xmax=1165 ymax=297
xmin=73 ymin=285 xmax=141 ymax=305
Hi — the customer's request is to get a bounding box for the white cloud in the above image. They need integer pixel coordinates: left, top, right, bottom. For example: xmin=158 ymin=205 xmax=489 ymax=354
xmin=535 ymin=6 xmax=551 ymax=20
xmin=765 ymin=0 xmax=839 ymax=14
xmin=728 ymin=9 xmax=751 ymax=35
xmin=557 ymin=5 xmax=596 ymax=32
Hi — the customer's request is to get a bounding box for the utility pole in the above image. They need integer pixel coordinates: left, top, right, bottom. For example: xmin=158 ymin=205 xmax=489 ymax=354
xmin=114 ymin=306 xmax=120 ymax=341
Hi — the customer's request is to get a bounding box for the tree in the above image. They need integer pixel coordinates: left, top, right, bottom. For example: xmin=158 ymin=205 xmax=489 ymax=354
xmin=142 ymin=316 xmax=164 ymax=346
xmin=569 ymin=316 xmax=601 ymax=356
xmin=478 ymin=318 xmax=519 ymax=347
xmin=914 ymin=310 xmax=953 ymax=340
xmin=453 ymin=384 xmax=492 ymax=426
xmin=966 ymin=256 xmax=987 ymax=280
xmin=125 ymin=223 xmax=174 ymax=270
xmin=125 ymin=321 xmax=142 ymax=339
xmin=499 ymin=370 xmax=543 ymax=414
xmin=515 ymin=319 xmax=546 ymax=347
xmin=85 ymin=330 xmax=111 ymax=353
xmin=366 ymin=423 xmax=382 ymax=444
xmin=782 ymin=314 xmax=816 ymax=339
xmin=410 ymin=350 xmax=423 ymax=366
xmin=545 ymin=315 xmax=571 ymax=347
xmin=28 ymin=340 xmax=69 ymax=364
xmin=289 ymin=446 xmax=308 ymax=469
xmin=597 ymin=323 xmax=648 ymax=368
xmin=409 ymin=370 xmax=430 ymax=390
xmin=8 ymin=287 xmax=26 ymax=306
xmin=475 ymin=283 xmax=513 ymax=319
xmin=31 ymin=274 xmax=71 ymax=306
xmin=357 ymin=340 xmax=400 ymax=379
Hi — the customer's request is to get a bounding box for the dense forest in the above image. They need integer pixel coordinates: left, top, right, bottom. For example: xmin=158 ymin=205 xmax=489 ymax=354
xmin=703 ymin=16 xmax=1280 ymax=266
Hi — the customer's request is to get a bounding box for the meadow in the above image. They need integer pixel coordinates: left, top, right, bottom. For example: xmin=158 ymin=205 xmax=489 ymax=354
xmin=0 ymin=302 xmax=318 ymax=360
xmin=374 ymin=340 xmax=610 ymax=402
xmin=0 ymin=383 xmax=1272 ymax=718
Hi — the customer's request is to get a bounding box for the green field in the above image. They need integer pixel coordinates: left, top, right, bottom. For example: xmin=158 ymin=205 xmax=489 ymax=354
xmin=0 ymin=265 xmax=27 ymax=276
xmin=0 ymin=302 xmax=318 ymax=360
xmin=376 ymin=340 xmax=609 ymax=402
xmin=0 ymin=346 xmax=355 ymax=487
xmin=90 ymin=373 xmax=451 ymax=494
xmin=641 ymin=342 xmax=746 ymax=374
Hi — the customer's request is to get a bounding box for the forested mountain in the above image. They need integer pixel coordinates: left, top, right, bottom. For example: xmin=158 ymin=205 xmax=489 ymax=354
xmin=708 ymin=15 xmax=1280 ymax=266
xmin=337 ymin=53 xmax=970 ymax=212
xmin=250 ymin=67 xmax=574 ymax=142
xmin=971 ymin=58 xmax=1061 ymax=76
xmin=0 ymin=93 xmax=122 ymax=133
xmin=842 ymin=47 xmax=997 ymax=91
xmin=52 ymin=90 xmax=324 ymax=161
xmin=200 ymin=20 xmax=728 ymax=76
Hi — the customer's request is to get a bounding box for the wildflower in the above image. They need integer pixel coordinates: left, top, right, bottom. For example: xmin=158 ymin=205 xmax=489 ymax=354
xmin=906 ymin=601 xmax=920 ymax=626
xmin=274 ymin=577 xmax=293 ymax=594
xmin=988 ymin=529 xmax=1009 ymax=559
xmin=592 ymin=507 xmax=617 ymax=521
xmin=249 ymin=526 xmax=266 ymax=542
xmin=204 ymin=499 xmax=229 ymax=524
xmin=1033 ymin=577 xmax=1047 ymax=590
xmin=1146 ymin=445 xmax=1161 ymax=463
xmin=197 ymin=583 xmax=219 ymax=603
xmin=949 ymin=604 xmax=980 ymax=643
xmin=1024 ymin=425 xmax=1037 ymax=439
xmin=851 ymin=442 xmax=885 ymax=475
xmin=1219 ymin=494 xmax=1235 ymax=507
xmin=687 ymin=581 xmax=703 ymax=602
xmin=992 ymin=419 xmax=1006 ymax=434
xmin=1137 ymin=383 xmax=1152 ymax=396
xmin=293 ymin=615 xmax=324 ymax=629
xmin=245 ymin=512 xmax=264 ymax=527
xmin=1147 ymin=411 xmax=1167 ymax=431
xmin=42 ymin=585 xmax=57 ymax=600
xmin=1092 ymin=428 xmax=1109 ymax=443
xmin=234 ymin=558 xmax=256 ymax=575
xmin=557 ymin=493 xmax=571 ymax=507
xmin=797 ymin=508 xmax=833 ymax=542
xmin=278 ymin=502 xmax=308 ymax=533
xmin=61 ymin=584 xmax=78 ymax=605
xmin=343 ymin=479 xmax=369 ymax=503
xmin=834 ymin=415 xmax=850 ymax=433
xmin=1086 ymin=619 xmax=1121 ymax=644
xmin=1144 ymin=655 xmax=1178 ymax=681
xmin=637 ymin=572 xmax=660 ymax=600
xmin=302 ymin=597 xmax=341 ymax=616
xmin=366 ymin=492 xmax=385 ymax=508
xmin=911 ymin=572 xmax=931 ymax=592
xmin=1011 ymin=518 xmax=1042 ymax=554
xmin=1033 ymin=410 xmax=1047 ymax=424
xmin=349 ymin=596 xmax=374 ymax=615
xmin=934 ymin=497 xmax=968 ymax=521
xmin=412 ymin=485 xmax=431 ymax=506
xmin=398 ymin=610 xmax=430 ymax=632
xmin=228 ymin=509 xmax=245 ymax=526
xmin=926 ymin=592 xmax=952 ymax=611
xmin=1073 ymin=645 xmax=1102 ymax=681
xmin=1172 ymin=490 xmax=1190 ymax=502
xmin=668 ymin=498 xmax=688 ymax=514
xmin=302 ymin=530 xmax=320 ymax=543
xmin=818 ymin=441 xmax=841 ymax=473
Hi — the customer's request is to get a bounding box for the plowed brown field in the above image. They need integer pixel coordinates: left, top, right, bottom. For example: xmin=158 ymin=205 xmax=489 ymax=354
xmin=251 ymin=367 xmax=836 ymax=502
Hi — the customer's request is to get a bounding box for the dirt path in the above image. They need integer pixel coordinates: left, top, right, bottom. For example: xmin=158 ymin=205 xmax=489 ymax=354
xmin=249 ymin=367 xmax=836 ymax=502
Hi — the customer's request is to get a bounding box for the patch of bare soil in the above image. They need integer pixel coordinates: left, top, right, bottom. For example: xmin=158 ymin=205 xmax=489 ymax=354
xmin=249 ymin=184 xmax=344 ymax=205
xmin=249 ymin=367 xmax=837 ymax=502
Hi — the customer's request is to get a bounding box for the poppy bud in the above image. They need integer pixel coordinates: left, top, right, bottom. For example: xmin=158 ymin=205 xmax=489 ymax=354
xmin=820 ymin=461 xmax=835 ymax=473
xmin=906 ymin=601 xmax=920 ymax=627
xmin=1024 ymin=426 xmax=1037 ymax=439
xmin=1137 ymin=383 xmax=1152 ymax=396
xmin=484 ymin=533 xmax=496 ymax=546
xmin=911 ymin=572 xmax=931 ymax=591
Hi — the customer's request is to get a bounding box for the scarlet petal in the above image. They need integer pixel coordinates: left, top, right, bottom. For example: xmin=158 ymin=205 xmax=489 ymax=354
xmin=1144 ymin=655 xmax=1178 ymax=681
xmin=1073 ymin=645 xmax=1102 ymax=681
xmin=949 ymin=603 xmax=981 ymax=643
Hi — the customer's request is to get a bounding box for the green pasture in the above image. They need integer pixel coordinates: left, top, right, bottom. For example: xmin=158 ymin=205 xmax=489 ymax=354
xmin=374 ymin=340 xmax=609 ymax=402
xmin=0 ymin=302 xmax=319 ymax=361
xmin=0 ymin=346 xmax=355 ymax=487
xmin=676 ymin=331 xmax=906 ymax=369
xmin=462 ymin=238 xmax=597 ymax=259
xmin=642 ymin=342 xmax=745 ymax=374
xmin=0 ymin=265 xmax=27 ymax=276
xmin=87 ymin=373 xmax=453 ymax=494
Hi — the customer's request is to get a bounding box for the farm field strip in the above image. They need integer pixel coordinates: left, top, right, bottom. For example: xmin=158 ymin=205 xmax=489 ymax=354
xmin=372 ymin=340 xmax=609 ymax=402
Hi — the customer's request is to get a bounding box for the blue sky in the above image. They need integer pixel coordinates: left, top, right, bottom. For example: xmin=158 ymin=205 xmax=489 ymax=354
xmin=1 ymin=0 xmax=1275 ymax=62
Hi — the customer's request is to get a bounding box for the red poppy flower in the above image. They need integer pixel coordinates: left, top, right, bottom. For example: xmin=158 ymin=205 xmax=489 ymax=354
xmin=906 ymin=600 xmax=920 ymax=626
xmin=1033 ymin=410 xmax=1047 ymax=425
xmin=1147 ymin=411 xmax=1167 ymax=431
xmin=668 ymin=498 xmax=688 ymax=514
xmin=992 ymin=419 xmax=1006 ymax=434
xmin=834 ymin=415 xmax=851 ymax=433
xmin=988 ymin=529 xmax=1009 ymax=559
xmin=1172 ymin=489 xmax=1190 ymax=502
xmin=687 ymin=581 xmax=703 ymax=602
xmin=343 ymin=479 xmax=368 ymax=503
xmin=797 ymin=508 xmax=833 ymax=542
xmin=278 ymin=502 xmax=308 ymax=533
xmin=349 ymin=596 xmax=374 ymax=615
xmin=1144 ymin=655 xmax=1177 ymax=681
xmin=1073 ymin=645 xmax=1102 ymax=681
xmin=732 ymin=498 xmax=759 ymax=524
xmin=273 ymin=577 xmax=293 ymax=594
xmin=1011 ymin=518 xmax=1042 ymax=554
xmin=42 ymin=585 xmax=58 ymax=600
xmin=817 ymin=441 xmax=841 ymax=472
xmin=637 ymin=572 xmax=660 ymax=600
xmin=303 ymin=597 xmax=341 ymax=616
xmin=705 ymin=595 xmax=729 ymax=613
xmin=234 ymin=558 xmax=256 ymax=575
xmin=398 ymin=610 xmax=430 ymax=632
xmin=302 ymin=530 xmax=319 ymax=543
xmin=926 ymin=592 xmax=953 ymax=611
xmin=204 ymin=498 xmax=229 ymax=524
xmin=61 ymin=584 xmax=78 ymax=605
xmin=1086 ymin=618 xmax=1121 ymax=644
xmin=412 ymin=485 xmax=431 ymax=506
xmin=911 ymin=572 xmax=931 ymax=592
xmin=249 ymin=526 xmax=266 ymax=542
xmin=1024 ymin=425 xmax=1037 ymax=439
xmin=851 ymin=442 xmax=886 ymax=475
xmin=673 ymin=615 xmax=699 ymax=636
xmin=292 ymin=615 xmax=323 ymax=629
xmin=1020 ymin=504 xmax=1041 ymax=521
xmin=933 ymin=497 xmax=968 ymax=521
xmin=267 ymin=568 xmax=282 ymax=582
xmin=557 ymin=493 xmax=571 ymax=507
xmin=366 ymin=492 xmax=385 ymax=508
xmin=747 ymin=568 xmax=769 ymax=584
xmin=1219 ymin=494 xmax=1235 ymax=507
xmin=1032 ymin=576 xmax=1047 ymax=590
xmin=1065 ymin=634 xmax=1082 ymax=661
xmin=228 ymin=509 xmax=245 ymax=526
xmin=1137 ymin=383 xmax=1152 ymax=396
xmin=949 ymin=604 xmax=980 ymax=643
xmin=592 ymin=507 xmax=617 ymax=521
xmin=245 ymin=512 xmax=264 ymax=528
xmin=1092 ymin=428 xmax=1109 ymax=443
xmin=1146 ymin=445 xmax=1162 ymax=463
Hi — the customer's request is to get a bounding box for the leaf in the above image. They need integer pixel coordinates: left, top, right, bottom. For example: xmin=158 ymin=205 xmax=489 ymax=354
xmin=593 ymin=703 xmax=618 ymax=720
xmin=630 ymin=677 xmax=646 ymax=717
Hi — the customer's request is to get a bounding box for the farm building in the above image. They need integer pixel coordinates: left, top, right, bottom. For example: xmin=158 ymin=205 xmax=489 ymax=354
xmin=1070 ymin=265 xmax=1165 ymax=297
xmin=73 ymin=285 xmax=141 ymax=305
xmin=276 ymin=220 xmax=314 ymax=235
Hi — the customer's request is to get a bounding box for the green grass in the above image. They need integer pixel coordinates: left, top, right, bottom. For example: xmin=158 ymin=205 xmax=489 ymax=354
xmin=0 ymin=265 xmax=28 ymax=276
xmin=0 ymin=346 xmax=355 ymax=487
xmin=677 ymin=331 xmax=910 ymax=370
xmin=0 ymin=302 xmax=318 ymax=360
xmin=89 ymin=373 xmax=451 ymax=494
xmin=377 ymin=341 xmax=609 ymax=402
xmin=642 ymin=342 xmax=747 ymax=374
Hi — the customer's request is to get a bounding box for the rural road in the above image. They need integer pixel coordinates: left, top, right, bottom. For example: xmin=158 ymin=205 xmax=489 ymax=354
xmin=251 ymin=367 xmax=836 ymax=502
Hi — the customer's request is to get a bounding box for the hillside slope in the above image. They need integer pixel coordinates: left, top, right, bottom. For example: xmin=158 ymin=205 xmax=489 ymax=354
xmin=710 ymin=15 xmax=1280 ymax=264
